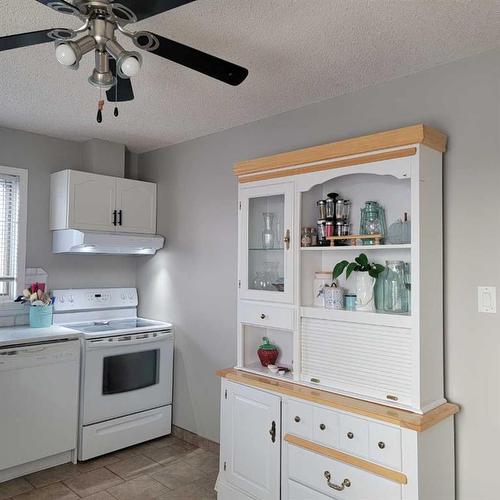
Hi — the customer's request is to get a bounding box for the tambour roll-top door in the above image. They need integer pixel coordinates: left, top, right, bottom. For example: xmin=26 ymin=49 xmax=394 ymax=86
xmin=300 ymin=318 xmax=414 ymax=408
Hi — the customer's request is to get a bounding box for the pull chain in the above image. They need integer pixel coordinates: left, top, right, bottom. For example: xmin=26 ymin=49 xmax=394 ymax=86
xmin=96 ymin=87 xmax=104 ymax=123
xmin=114 ymin=76 xmax=119 ymax=117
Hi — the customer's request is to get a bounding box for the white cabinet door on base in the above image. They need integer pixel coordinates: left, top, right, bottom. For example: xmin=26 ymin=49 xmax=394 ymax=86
xmin=116 ymin=178 xmax=156 ymax=234
xmin=68 ymin=170 xmax=116 ymax=231
xmin=220 ymin=380 xmax=281 ymax=500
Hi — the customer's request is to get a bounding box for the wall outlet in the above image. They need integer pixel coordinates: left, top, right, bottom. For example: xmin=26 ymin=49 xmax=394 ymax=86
xmin=478 ymin=286 xmax=496 ymax=313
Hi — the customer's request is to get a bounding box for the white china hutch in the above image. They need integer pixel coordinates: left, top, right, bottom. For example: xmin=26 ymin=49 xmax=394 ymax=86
xmin=217 ymin=125 xmax=458 ymax=500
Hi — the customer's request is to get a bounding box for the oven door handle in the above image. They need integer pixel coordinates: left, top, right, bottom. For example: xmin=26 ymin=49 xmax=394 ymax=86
xmin=86 ymin=333 xmax=172 ymax=349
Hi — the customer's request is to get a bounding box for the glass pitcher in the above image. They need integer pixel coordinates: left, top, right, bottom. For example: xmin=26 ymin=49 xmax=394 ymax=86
xmin=262 ymin=212 xmax=275 ymax=249
xmin=382 ymin=260 xmax=408 ymax=313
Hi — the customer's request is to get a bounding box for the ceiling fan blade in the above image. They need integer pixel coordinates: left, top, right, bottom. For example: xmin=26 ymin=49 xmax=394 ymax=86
xmin=0 ymin=29 xmax=56 ymax=52
xmin=34 ymin=0 xmax=81 ymax=15
xmin=106 ymin=59 xmax=135 ymax=102
xmin=113 ymin=0 xmax=196 ymax=21
xmin=139 ymin=32 xmax=248 ymax=86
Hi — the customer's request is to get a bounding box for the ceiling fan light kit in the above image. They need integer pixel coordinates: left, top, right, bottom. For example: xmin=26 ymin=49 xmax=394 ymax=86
xmin=0 ymin=0 xmax=249 ymax=120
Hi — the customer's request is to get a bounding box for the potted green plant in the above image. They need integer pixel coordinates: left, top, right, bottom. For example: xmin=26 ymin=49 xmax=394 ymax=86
xmin=332 ymin=253 xmax=385 ymax=312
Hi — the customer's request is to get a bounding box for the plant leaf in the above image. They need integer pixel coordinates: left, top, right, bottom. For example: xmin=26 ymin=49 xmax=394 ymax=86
xmin=332 ymin=260 xmax=349 ymax=280
xmin=355 ymin=253 xmax=369 ymax=268
xmin=346 ymin=262 xmax=358 ymax=279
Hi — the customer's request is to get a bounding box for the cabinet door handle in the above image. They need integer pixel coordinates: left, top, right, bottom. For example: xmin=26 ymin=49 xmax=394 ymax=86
xmin=320 ymin=423 xmax=326 ymax=431
xmin=378 ymin=441 xmax=386 ymax=449
xmin=284 ymin=229 xmax=291 ymax=250
xmin=118 ymin=210 xmax=123 ymax=226
xmin=260 ymin=313 xmax=266 ymax=319
xmin=294 ymin=416 xmax=301 ymax=423
xmin=112 ymin=210 xmax=117 ymax=226
xmin=324 ymin=471 xmax=351 ymax=491
xmin=269 ymin=420 xmax=276 ymax=443
xmin=347 ymin=431 xmax=354 ymax=439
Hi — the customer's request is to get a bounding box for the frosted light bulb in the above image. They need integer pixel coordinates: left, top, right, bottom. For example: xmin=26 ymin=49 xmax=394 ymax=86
xmin=55 ymin=43 xmax=77 ymax=66
xmin=120 ymin=56 xmax=141 ymax=77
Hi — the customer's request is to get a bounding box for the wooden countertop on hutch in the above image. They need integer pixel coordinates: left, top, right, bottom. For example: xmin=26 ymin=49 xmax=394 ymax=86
xmin=233 ymin=124 xmax=447 ymax=183
xmin=217 ymin=368 xmax=458 ymax=432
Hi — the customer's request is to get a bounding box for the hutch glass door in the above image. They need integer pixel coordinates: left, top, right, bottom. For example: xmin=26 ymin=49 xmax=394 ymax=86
xmin=239 ymin=182 xmax=294 ymax=303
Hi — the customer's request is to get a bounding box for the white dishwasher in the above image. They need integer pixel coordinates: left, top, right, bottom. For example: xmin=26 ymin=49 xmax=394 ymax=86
xmin=0 ymin=339 xmax=80 ymax=480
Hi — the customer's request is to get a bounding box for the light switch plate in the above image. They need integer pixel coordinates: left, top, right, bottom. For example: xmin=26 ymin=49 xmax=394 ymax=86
xmin=478 ymin=286 xmax=496 ymax=313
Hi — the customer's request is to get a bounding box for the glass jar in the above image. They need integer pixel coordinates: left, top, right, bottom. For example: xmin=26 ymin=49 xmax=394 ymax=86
xmin=382 ymin=260 xmax=408 ymax=313
xmin=313 ymin=272 xmax=331 ymax=307
xmin=317 ymin=200 xmax=326 ymax=219
xmin=360 ymin=201 xmax=387 ymax=245
xmin=301 ymin=227 xmax=312 ymax=247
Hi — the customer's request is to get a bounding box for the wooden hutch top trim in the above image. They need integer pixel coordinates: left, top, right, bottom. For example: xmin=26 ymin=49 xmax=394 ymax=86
xmin=233 ymin=124 xmax=447 ymax=178
xmin=217 ymin=368 xmax=459 ymax=432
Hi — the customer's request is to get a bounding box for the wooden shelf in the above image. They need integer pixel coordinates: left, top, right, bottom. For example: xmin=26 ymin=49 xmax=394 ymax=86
xmin=300 ymin=306 xmax=412 ymax=328
xmin=301 ymin=244 xmax=411 ymax=252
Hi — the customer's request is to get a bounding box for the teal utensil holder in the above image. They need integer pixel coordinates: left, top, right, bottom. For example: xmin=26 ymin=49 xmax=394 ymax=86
xmin=29 ymin=305 xmax=53 ymax=328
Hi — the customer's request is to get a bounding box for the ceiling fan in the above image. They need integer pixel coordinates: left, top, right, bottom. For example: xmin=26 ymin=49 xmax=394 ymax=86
xmin=0 ymin=1 xmax=249 ymax=120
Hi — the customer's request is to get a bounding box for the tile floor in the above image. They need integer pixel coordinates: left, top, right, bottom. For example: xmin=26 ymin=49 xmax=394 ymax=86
xmin=0 ymin=436 xmax=218 ymax=500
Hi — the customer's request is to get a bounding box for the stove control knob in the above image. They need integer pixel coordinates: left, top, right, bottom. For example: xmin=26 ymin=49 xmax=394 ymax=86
xmin=68 ymin=295 xmax=73 ymax=303
xmin=121 ymin=293 xmax=126 ymax=300
xmin=59 ymin=296 xmax=65 ymax=303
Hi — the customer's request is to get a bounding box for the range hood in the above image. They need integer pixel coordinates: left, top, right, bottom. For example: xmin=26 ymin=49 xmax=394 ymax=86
xmin=53 ymin=230 xmax=165 ymax=255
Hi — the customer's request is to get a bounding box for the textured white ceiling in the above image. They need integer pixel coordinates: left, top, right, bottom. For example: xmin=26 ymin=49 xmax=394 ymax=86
xmin=1 ymin=0 xmax=500 ymax=153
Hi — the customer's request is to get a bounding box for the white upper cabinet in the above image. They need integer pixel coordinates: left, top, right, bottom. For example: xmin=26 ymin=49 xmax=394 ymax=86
xmin=115 ymin=178 xmax=157 ymax=234
xmin=68 ymin=170 xmax=116 ymax=231
xmin=50 ymin=170 xmax=157 ymax=234
xmin=239 ymin=181 xmax=294 ymax=303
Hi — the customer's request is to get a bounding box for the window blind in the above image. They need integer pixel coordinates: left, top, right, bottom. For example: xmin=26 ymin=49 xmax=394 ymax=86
xmin=0 ymin=174 xmax=20 ymax=300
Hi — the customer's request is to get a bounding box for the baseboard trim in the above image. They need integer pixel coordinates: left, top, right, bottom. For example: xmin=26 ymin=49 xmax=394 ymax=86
xmin=172 ymin=425 xmax=219 ymax=454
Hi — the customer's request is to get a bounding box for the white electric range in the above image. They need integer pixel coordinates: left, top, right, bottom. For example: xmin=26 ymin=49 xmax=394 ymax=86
xmin=52 ymin=288 xmax=174 ymax=461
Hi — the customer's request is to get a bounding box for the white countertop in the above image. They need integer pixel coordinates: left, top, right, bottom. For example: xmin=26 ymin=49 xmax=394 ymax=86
xmin=0 ymin=325 xmax=80 ymax=348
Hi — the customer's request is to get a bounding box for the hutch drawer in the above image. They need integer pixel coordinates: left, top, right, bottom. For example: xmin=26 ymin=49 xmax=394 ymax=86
xmin=284 ymin=398 xmax=402 ymax=470
xmin=284 ymin=399 xmax=313 ymax=440
xmin=288 ymin=479 xmax=331 ymax=499
xmin=287 ymin=443 xmax=401 ymax=500
xmin=239 ymin=301 xmax=294 ymax=331
xmin=368 ymin=422 xmax=402 ymax=469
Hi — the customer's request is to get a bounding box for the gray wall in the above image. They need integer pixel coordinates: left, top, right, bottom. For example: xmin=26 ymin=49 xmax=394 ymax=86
xmin=136 ymin=48 xmax=500 ymax=500
xmin=0 ymin=127 xmax=137 ymax=290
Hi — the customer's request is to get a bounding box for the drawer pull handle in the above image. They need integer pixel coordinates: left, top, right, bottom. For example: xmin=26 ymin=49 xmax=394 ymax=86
xmin=324 ymin=471 xmax=351 ymax=491
xmin=294 ymin=416 xmax=301 ymax=423
xmin=347 ymin=431 xmax=354 ymax=439
xmin=378 ymin=441 xmax=386 ymax=449
xmin=260 ymin=314 xmax=266 ymax=319
xmin=319 ymin=423 xmax=326 ymax=431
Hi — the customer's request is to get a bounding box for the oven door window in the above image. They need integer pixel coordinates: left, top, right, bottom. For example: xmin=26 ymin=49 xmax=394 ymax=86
xmin=103 ymin=349 xmax=159 ymax=395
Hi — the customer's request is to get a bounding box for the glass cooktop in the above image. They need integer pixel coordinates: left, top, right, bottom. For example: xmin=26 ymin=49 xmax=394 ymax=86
xmin=68 ymin=318 xmax=166 ymax=334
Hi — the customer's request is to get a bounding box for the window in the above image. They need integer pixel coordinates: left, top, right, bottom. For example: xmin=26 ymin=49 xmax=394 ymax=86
xmin=0 ymin=167 xmax=27 ymax=302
